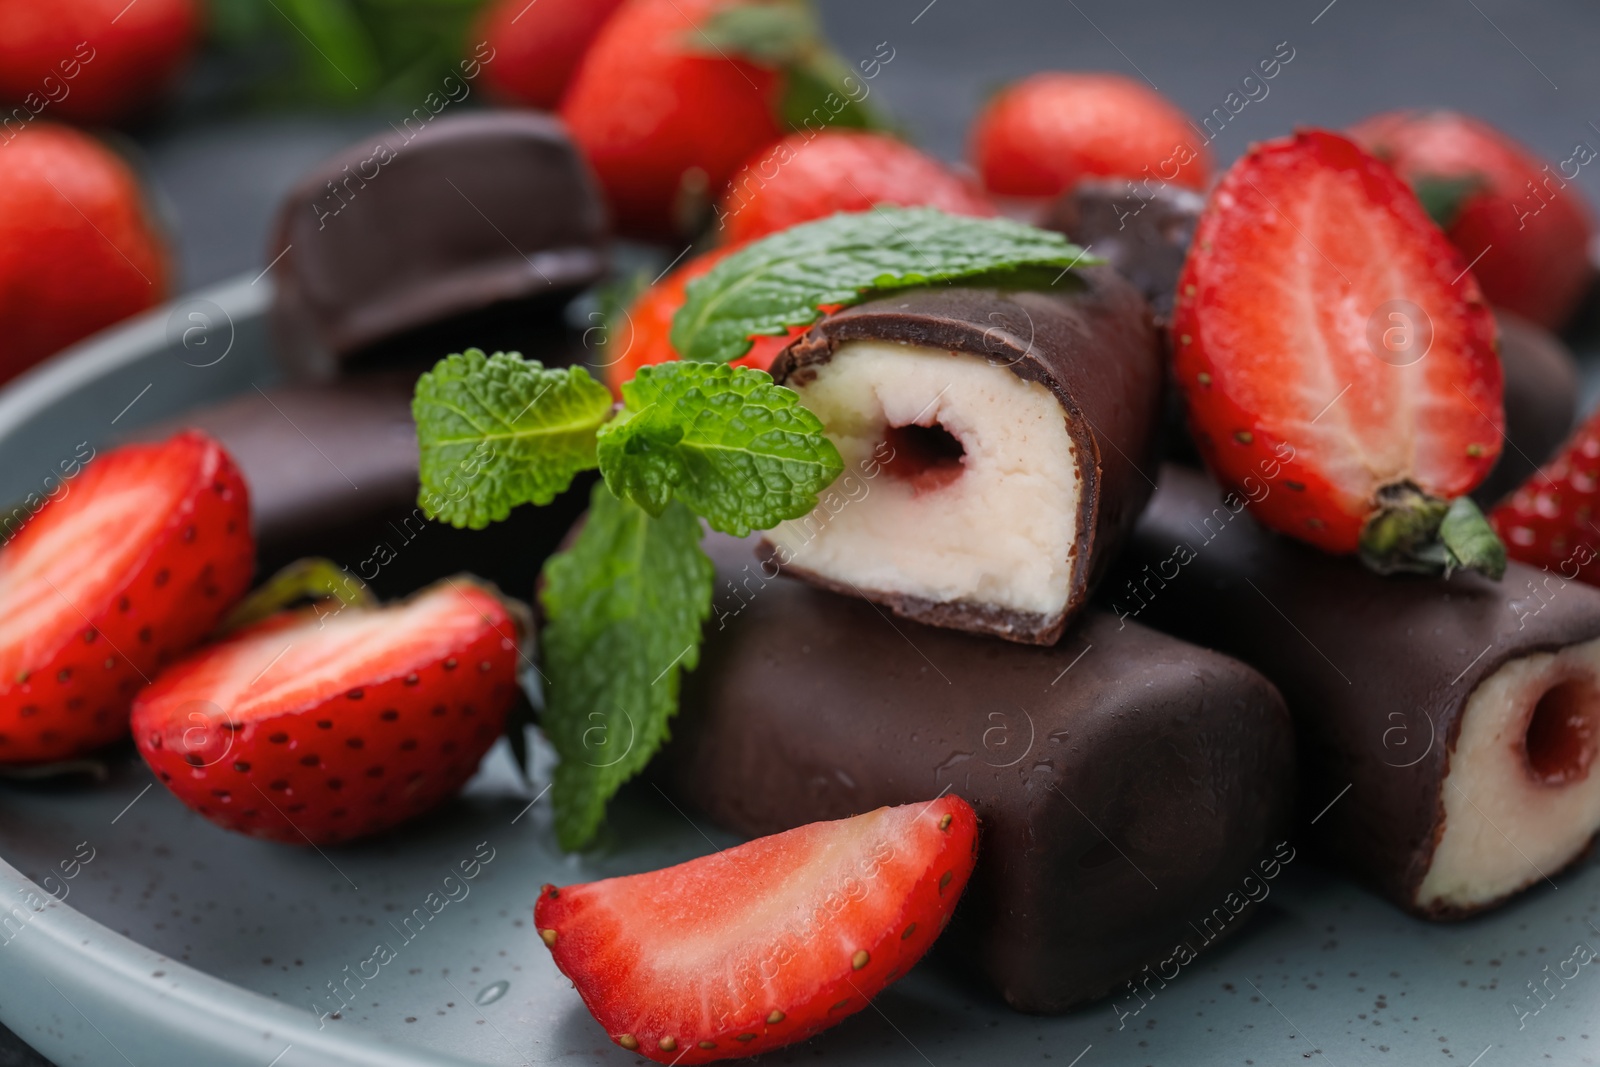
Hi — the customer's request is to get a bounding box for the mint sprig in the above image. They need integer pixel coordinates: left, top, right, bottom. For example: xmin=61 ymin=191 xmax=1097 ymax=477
xmin=597 ymin=362 xmax=844 ymax=537
xmin=670 ymin=206 xmax=1101 ymax=364
xmin=540 ymin=485 xmax=714 ymax=850
xmin=412 ymin=355 xmax=841 ymax=849
xmin=412 ymin=349 xmax=614 ymax=528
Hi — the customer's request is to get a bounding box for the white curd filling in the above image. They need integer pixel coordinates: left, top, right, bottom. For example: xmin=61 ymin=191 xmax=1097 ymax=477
xmin=767 ymin=340 xmax=1080 ymax=622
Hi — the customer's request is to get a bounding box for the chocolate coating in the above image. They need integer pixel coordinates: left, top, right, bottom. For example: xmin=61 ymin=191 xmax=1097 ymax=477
xmin=1472 ymin=310 xmax=1580 ymax=507
xmin=767 ymin=269 xmax=1163 ymax=644
xmin=134 ymin=375 xmax=588 ymax=600
xmin=1041 ymin=178 xmax=1203 ymax=325
xmin=1110 ymin=466 xmax=1600 ymax=917
xmin=662 ymin=533 xmax=1295 ymax=1012
xmin=268 ymin=112 xmax=607 ymax=379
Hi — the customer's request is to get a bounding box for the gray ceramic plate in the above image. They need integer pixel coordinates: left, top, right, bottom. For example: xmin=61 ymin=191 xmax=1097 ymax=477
xmin=1 ymin=277 xmax=1599 ymax=1067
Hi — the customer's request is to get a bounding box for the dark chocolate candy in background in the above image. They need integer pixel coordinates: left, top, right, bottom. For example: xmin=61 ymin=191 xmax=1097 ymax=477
xmin=661 ymin=533 xmax=1294 ymax=1013
xmin=764 ymin=269 xmax=1163 ymax=645
xmin=1040 ymin=178 xmax=1203 ymax=325
xmin=268 ymin=112 xmax=607 ymax=380
xmin=1110 ymin=465 xmax=1600 ymax=918
xmin=134 ymin=375 xmax=589 ymax=600
xmin=1471 ymin=310 xmax=1580 ymax=507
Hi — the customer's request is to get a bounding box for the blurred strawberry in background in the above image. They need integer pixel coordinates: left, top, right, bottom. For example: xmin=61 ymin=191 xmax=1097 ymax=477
xmin=562 ymin=0 xmax=882 ymax=239
xmin=1350 ymin=109 xmax=1595 ymax=332
xmin=715 ymin=130 xmax=995 ymax=244
xmin=0 ymin=124 xmax=169 ymax=381
xmin=474 ymin=0 xmax=627 ymax=109
xmin=972 ymin=72 xmax=1212 ymax=199
xmin=602 ymin=244 xmax=795 ymax=391
xmin=0 ymin=0 xmax=201 ymax=125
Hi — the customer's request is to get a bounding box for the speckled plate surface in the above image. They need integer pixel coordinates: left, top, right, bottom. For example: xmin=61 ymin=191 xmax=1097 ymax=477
xmin=2 ymin=277 xmax=1600 ymax=1067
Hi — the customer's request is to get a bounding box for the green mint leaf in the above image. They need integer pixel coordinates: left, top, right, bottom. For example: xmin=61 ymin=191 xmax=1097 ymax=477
xmin=670 ymin=206 xmax=1101 ymax=364
xmin=412 ymin=349 xmax=614 ymax=529
xmin=539 ymin=484 xmax=714 ymax=850
xmin=596 ymin=362 xmax=844 ymax=536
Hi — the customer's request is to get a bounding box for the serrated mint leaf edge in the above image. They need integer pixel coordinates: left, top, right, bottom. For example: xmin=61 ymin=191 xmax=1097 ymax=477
xmin=670 ymin=207 xmax=1101 ymax=364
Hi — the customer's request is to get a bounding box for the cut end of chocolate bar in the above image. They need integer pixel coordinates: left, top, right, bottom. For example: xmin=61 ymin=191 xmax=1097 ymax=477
xmin=766 ymin=276 xmax=1163 ymax=646
xmin=765 ymin=338 xmax=1080 ymax=644
xmin=1419 ymin=638 xmax=1600 ymax=914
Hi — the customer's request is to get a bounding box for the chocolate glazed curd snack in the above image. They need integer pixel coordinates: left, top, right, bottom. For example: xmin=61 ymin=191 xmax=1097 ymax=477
xmin=760 ymin=268 xmax=1162 ymax=645
xmin=662 ymin=532 xmax=1294 ymax=1012
xmin=1114 ymin=465 xmax=1600 ymax=918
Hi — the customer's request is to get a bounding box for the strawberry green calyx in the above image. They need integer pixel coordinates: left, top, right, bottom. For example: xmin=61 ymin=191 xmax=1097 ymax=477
xmin=221 ymin=557 xmax=377 ymax=634
xmin=1409 ymin=172 xmax=1487 ymax=230
xmin=688 ymin=0 xmax=886 ymax=132
xmin=1358 ymin=482 xmax=1507 ymax=580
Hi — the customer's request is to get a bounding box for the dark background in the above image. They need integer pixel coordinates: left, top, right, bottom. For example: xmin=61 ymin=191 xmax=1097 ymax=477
xmin=6 ymin=0 xmax=1599 ymax=1062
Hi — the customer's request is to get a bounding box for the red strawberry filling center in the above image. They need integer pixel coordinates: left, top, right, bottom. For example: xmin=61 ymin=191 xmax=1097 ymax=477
xmin=1523 ymin=676 xmax=1600 ymax=787
xmin=880 ymin=421 xmax=965 ymax=494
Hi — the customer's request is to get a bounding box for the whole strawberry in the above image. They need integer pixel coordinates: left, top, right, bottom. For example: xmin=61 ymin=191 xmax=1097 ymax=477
xmin=1350 ymin=110 xmax=1595 ymax=332
xmin=0 ymin=431 xmax=253 ymax=764
xmin=537 ymin=796 xmax=978 ymax=1064
xmin=715 ymin=130 xmax=994 ymax=244
xmin=132 ymin=579 xmax=520 ymax=844
xmin=604 ymin=244 xmax=824 ymax=392
xmin=0 ymin=0 xmax=200 ymax=124
xmin=561 ymin=0 xmax=874 ymax=239
xmin=971 ymin=72 xmax=1212 ymax=199
xmin=1172 ymin=130 xmax=1505 ymax=576
xmin=472 ymin=0 xmax=627 ymax=110
xmin=0 ymin=124 xmax=169 ymax=381
xmin=1490 ymin=406 xmax=1600 ymax=585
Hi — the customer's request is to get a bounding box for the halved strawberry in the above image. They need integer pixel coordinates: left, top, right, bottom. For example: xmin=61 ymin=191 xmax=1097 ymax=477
xmin=1172 ymin=129 xmax=1506 ymax=575
xmin=536 ymin=796 xmax=978 ymax=1064
xmin=1490 ymin=406 xmax=1600 ymax=584
xmin=0 ymin=430 xmax=253 ymax=763
xmin=132 ymin=578 xmax=520 ymax=844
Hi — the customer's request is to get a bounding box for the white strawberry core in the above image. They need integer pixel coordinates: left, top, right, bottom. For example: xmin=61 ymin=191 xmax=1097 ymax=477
xmin=1418 ymin=636 xmax=1600 ymax=911
xmin=767 ymin=340 xmax=1079 ymax=623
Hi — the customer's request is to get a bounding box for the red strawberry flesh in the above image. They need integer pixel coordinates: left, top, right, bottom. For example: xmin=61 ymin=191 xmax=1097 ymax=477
xmin=536 ymin=796 xmax=978 ymax=1063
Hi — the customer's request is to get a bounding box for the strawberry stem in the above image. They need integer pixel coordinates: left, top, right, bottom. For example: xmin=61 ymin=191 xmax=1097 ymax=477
xmin=1358 ymin=483 xmax=1506 ymax=580
xmin=220 ymin=558 xmax=377 ymax=634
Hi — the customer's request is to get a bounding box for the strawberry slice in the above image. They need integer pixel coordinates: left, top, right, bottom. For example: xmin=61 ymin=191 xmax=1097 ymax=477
xmin=536 ymin=796 xmax=978 ymax=1064
xmin=1490 ymin=406 xmax=1600 ymax=585
xmin=0 ymin=430 xmax=253 ymax=763
xmin=1172 ymin=129 xmax=1506 ymax=576
xmin=132 ymin=578 xmax=521 ymax=844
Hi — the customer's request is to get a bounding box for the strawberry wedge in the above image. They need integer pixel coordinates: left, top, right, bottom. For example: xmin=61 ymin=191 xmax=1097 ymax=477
xmin=537 ymin=796 xmax=979 ymax=1063
xmin=0 ymin=431 xmax=254 ymax=763
xmin=133 ymin=578 xmax=520 ymax=844
xmin=1172 ymin=129 xmax=1506 ymax=576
